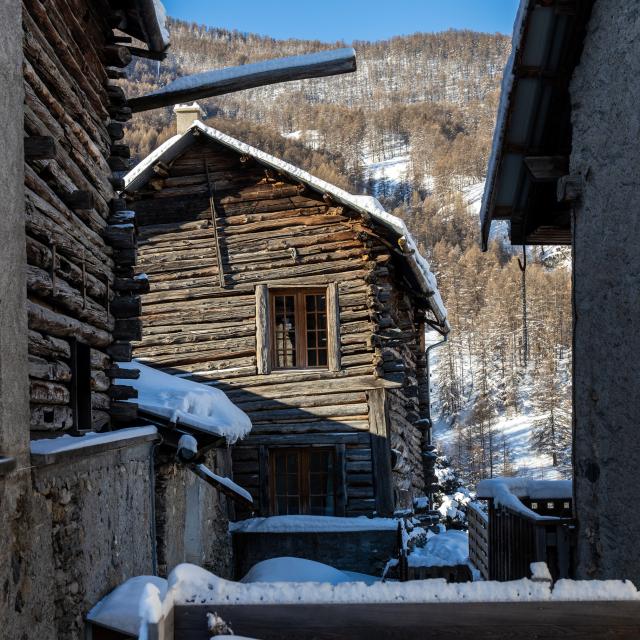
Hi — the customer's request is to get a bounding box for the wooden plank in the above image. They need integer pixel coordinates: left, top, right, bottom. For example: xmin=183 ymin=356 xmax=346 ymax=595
xmin=258 ymin=445 xmax=269 ymax=517
xmin=24 ymin=135 xmax=56 ymax=160
xmin=335 ymin=443 xmax=347 ymax=517
xmin=175 ymin=602 xmax=640 ymax=639
xmin=327 ymin=282 xmax=341 ymax=372
xmin=129 ymin=48 xmax=357 ymax=112
xmin=367 ymin=388 xmax=394 ymax=516
xmin=255 ymin=284 xmax=270 ymax=375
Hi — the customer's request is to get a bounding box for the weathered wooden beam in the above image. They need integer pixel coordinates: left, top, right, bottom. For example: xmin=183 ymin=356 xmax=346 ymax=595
xmin=111 ymin=295 xmax=141 ymax=318
xmin=524 ymin=155 xmax=569 ymax=181
xmin=114 ymin=318 xmax=143 ymax=341
xmin=108 ymin=155 xmax=129 ymax=171
xmin=106 ymin=66 xmax=127 ymax=80
xmin=106 ymin=365 xmax=140 ymax=379
xmin=114 ymin=275 xmax=150 ymax=293
xmin=110 ymin=143 xmax=131 ymax=159
xmin=24 ymin=135 xmax=56 ymax=160
xmin=105 ymin=223 xmax=135 ymax=249
xmin=107 ymin=121 xmax=125 ymax=141
xmin=103 ymin=44 xmax=132 ymax=68
xmin=110 ymin=400 xmax=138 ymax=422
xmin=110 ymin=175 xmax=126 ymax=191
xmin=255 ymin=284 xmax=270 ymax=375
xmin=61 ymin=190 xmax=94 ymax=211
xmin=107 ymin=341 xmax=133 ymax=362
xmin=109 ymin=384 xmax=138 ymax=400
xmin=128 ymin=46 xmax=168 ymax=61
xmin=129 ymin=48 xmax=357 ymax=112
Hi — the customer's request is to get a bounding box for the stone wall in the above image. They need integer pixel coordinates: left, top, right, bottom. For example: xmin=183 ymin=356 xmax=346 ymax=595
xmin=155 ymin=448 xmax=234 ymax=580
xmin=32 ymin=441 xmax=156 ymax=639
xmin=570 ymin=0 xmax=640 ymax=583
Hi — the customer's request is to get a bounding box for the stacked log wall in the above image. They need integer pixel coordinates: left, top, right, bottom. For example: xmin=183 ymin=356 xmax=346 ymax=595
xmin=130 ymin=137 xmax=429 ymax=516
xmin=22 ymin=0 xmax=139 ymax=435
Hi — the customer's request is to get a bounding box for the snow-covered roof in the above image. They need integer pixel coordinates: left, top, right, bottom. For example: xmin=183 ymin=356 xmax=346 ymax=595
xmin=124 ymin=121 xmax=449 ymax=332
xmin=116 ymin=361 xmax=251 ymax=444
xmin=477 ymin=477 xmax=572 ymax=521
xmin=230 ymin=515 xmax=402 ymax=534
xmin=479 ymin=0 xmax=589 ymax=250
xmin=122 ymin=0 xmax=170 ymax=53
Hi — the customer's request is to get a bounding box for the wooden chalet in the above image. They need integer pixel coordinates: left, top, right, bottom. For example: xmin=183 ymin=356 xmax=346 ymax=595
xmin=123 ymin=107 xmax=450 ymax=520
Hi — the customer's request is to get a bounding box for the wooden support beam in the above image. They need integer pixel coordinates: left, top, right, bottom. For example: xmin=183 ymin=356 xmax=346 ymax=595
xmin=255 ymin=284 xmax=270 ymax=375
xmin=114 ymin=275 xmax=150 ymax=293
xmin=24 ymin=135 xmax=56 ymax=160
xmin=129 ymin=48 xmax=357 ymax=112
xmin=103 ymin=44 xmax=132 ymax=68
xmin=107 ymin=341 xmax=133 ymax=362
xmin=61 ymin=190 xmax=94 ymax=211
xmin=524 ymin=155 xmax=569 ymax=181
xmin=106 ymin=365 xmax=140 ymax=379
xmin=368 ymin=388 xmax=394 ymax=517
xmin=105 ymin=224 xmax=135 ymax=249
xmin=111 ymin=295 xmax=141 ymax=318
xmin=107 ymin=121 xmax=125 ymax=141
xmin=128 ymin=46 xmax=167 ymax=61
xmin=106 ymin=83 xmax=127 ymax=106
xmin=114 ymin=318 xmax=143 ymax=341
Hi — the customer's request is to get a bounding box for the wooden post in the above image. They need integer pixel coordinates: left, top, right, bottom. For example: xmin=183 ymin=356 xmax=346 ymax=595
xmin=258 ymin=445 xmax=270 ymax=516
xmin=335 ymin=443 xmax=347 ymax=516
xmin=367 ymin=388 xmax=394 ymax=516
xmin=327 ymin=282 xmax=341 ymax=372
xmin=255 ymin=284 xmax=271 ymax=375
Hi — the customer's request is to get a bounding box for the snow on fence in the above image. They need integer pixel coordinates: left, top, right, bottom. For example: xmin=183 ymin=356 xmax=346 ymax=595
xmin=467 ymin=502 xmax=489 ymax=580
xmin=476 ymin=478 xmax=574 ymax=582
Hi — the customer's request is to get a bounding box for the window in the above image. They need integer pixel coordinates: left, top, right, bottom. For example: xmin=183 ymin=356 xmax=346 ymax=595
xmin=270 ymin=448 xmax=335 ymax=515
xmin=70 ymin=338 xmax=92 ymax=432
xmin=270 ymin=288 xmax=328 ymax=369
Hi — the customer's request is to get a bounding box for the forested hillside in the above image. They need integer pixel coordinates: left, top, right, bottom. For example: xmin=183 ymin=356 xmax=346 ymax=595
xmin=124 ymin=19 xmax=572 ymax=485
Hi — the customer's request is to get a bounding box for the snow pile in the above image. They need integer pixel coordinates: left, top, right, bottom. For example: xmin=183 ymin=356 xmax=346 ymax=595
xmin=408 ymin=530 xmax=470 ymax=568
xmin=230 ymin=515 xmax=400 ymax=533
xmin=87 ymin=576 xmax=168 ymax=636
xmin=166 ymin=562 xmax=640 ymax=605
xmin=138 ymin=582 xmax=164 ymax=640
xmin=116 ymin=361 xmax=251 ymax=443
xmin=30 ymin=426 xmax=157 ymax=456
xmin=241 ymin=557 xmax=375 ymax=585
xmin=476 ymin=477 xmax=572 ymax=521
xmin=144 ymin=48 xmax=356 ymax=97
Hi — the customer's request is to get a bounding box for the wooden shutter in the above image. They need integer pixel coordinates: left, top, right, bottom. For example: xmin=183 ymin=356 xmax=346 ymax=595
xmin=255 ymin=284 xmax=271 ymax=375
xmin=327 ymin=282 xmax=341 ymax=372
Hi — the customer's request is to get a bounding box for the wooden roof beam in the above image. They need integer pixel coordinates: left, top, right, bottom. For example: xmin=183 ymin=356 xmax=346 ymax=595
xmin=524 ymin=155 xmax=569 ymax=181
xmin=129 ymin=48 xmax=357 ymax=112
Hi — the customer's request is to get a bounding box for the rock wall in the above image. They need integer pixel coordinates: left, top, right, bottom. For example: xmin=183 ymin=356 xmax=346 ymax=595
xmin=155 ymin=448 xmax=234 ymax=580
xmin=570 ymin=0 xmax=640 ymax=583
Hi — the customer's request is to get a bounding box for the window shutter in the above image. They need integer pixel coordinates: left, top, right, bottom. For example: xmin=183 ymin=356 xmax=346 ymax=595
xmin=327 ymin=282 xmax=341 ymax=372
xmin=255 ymin=284 xmax=271 ymax=374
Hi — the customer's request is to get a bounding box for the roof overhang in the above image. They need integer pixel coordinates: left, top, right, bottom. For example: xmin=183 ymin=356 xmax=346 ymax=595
xmin=111 ymin=0 xmax=170 ymax=54
xmin=479 ymin=0 xmax=593 ymax=251
xmin=124 ymin=121 xmax=450 ymax=334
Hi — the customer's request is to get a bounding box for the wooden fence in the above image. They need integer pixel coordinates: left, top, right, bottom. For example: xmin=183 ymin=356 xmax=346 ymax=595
xmin=467 ymin=501 xmax=489 ymax=580
xmin=487 ymin=501 xmax=573 ymax=581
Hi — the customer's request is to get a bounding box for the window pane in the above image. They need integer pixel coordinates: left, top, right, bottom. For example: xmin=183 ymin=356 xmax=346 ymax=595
xmin=305 ymin=293 xmax=328 ymax=369
xmin=274 ymin=294 xmax=296 ymax=368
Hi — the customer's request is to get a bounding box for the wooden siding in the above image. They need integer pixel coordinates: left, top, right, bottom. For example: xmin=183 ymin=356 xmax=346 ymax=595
xmin=23 ymin=0 xmax=140 ymax=435
xmin=129 ymin=137 xmax=431 ymax=515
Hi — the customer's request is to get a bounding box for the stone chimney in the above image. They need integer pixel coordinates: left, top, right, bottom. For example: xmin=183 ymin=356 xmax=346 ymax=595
xmin=173 ymin=102 xmax=205 ymax=135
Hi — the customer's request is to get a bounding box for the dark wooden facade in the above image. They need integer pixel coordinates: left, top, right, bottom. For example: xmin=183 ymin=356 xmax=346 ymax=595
xmin=22 ymin=0 xmax=156 ymax=436
xmin=125 ymin=126 xmax=446 ymax=518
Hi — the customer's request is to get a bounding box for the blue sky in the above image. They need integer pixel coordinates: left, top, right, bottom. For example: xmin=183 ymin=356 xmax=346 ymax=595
xmin=162 ymin=1 xmax=520 ymax=42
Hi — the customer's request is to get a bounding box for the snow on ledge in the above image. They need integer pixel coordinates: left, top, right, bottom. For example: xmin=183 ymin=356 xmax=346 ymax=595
xmin=476 ymin=477 xmax=572 ymax=521
xmin=229 ymin=515 xmax=401 ymax=534
xmin=166 ymin=563 xmax=640 ymax=606
xmin=116 ymin=361 xmax=251 ymax=444
xmin=30 ymin=426 xmax=158 ymax=456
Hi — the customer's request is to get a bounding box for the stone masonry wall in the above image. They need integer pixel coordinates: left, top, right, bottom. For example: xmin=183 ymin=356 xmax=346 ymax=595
xmin=31 ymin=443 xmax=155 ymax=640
xmin=155 ymin=448 xmax=234 ymax=580
xmin=570 ymin=0 xmax=640 ymax=583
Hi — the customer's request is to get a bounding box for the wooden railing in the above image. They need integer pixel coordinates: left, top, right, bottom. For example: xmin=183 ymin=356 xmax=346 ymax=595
xmin=486 ymin=499 xmax=574 ymax=582
xmin=467 ymin=501 xmax=489 ymax=580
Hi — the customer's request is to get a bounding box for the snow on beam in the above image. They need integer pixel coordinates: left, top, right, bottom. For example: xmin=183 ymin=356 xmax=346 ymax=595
xmin=128 ymin=47 xmax=357 ymax=112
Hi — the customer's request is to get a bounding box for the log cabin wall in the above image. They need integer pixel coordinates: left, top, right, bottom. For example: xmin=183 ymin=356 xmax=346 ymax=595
xmin=22 ymin=0 xmax=141 ymax=436
xmin=129 ymin=135 xmax=430 ymax=518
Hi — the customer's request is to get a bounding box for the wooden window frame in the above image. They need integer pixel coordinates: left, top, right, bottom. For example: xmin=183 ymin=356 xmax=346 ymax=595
xmin=269 ymin=287 xmax=328 ymax=370
xmin=69 ymin=338 xmax=92 ymax=433
xmin=269 ymin=447 xmax=337 ymax=516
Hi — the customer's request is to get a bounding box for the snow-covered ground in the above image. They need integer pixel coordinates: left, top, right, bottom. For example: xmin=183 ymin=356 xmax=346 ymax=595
xmin=435 ymin=412 xmax=565 ymax=481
